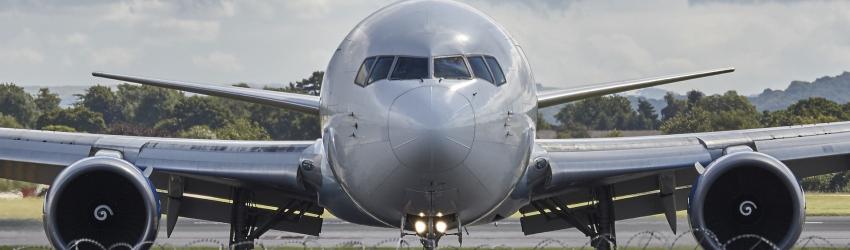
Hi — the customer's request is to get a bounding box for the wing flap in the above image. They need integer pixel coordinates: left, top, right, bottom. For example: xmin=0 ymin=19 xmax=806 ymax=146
xmin=166 ymin=194 xmax=323 ymax=236
xmin=521 ymin=187 xmax=690 ymax=235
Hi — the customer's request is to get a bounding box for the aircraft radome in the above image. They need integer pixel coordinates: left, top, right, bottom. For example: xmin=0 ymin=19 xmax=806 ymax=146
xmin=1 ymin=0 xmax=847 ymax=249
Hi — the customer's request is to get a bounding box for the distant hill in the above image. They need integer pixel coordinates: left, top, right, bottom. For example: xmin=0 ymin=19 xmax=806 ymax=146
xmin=749 ymin=72 xmax=850 ymax=111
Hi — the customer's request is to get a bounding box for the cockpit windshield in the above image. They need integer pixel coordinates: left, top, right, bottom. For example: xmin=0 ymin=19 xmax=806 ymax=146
xmin=434 ymin=56 xmax=471 ymax=79
xmin=390 ymin=57 xmax=429 ymax=80
xmin=354 ymin=55 xmax=506 ymax=86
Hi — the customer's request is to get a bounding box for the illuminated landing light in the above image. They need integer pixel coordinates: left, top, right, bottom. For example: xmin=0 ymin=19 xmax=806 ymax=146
xmin=436 ymin=212 xmax=443 ymax=217
xmin=414 ymin=220 xmax=427 ymax=234
xmin=418 ymin=212 xmax=425 ymax=217
xmin=435 ymin=221 xmax=447 ymax=233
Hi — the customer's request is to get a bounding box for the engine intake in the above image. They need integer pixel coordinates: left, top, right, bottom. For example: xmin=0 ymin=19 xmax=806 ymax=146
xmin=44 ymin=156 xmax=160 ymax=249
xmin=688 ymin=151 xmax=804 ymax=249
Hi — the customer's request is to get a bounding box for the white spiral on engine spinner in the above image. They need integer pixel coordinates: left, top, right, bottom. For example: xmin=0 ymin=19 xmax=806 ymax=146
xmin=94 ymin=204 xmax=114 ymax=221
xmin=739 ymin=200 xmax=757 ymax=216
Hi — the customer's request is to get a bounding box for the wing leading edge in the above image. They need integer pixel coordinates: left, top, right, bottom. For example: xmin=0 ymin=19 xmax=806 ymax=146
xmin=537 ymin=68 xmax=734 ymax=108
xmin=92 ymin=72 xmax=321 ymax=114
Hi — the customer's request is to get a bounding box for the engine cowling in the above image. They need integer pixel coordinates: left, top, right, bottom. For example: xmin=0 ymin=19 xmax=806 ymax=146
xmin=688 ymin=151 xmax=804 ymax=249
xmin=44 ymin=156 xmax=160 ymax=249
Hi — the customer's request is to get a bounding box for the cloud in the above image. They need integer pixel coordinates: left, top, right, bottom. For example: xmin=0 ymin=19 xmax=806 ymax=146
xmin=0 ymin=0 xmax=847 ymax=94
xmin=90 ymin=48 xmax=137 ymax=66
xmin=150 ymin=19 xmax=220 ymax=41
xmin=64 ymin=33 xmax=88 ymax=45
xmin=0 ymin=48 xmax=44 ymax=64
xmin=193 ymin=52 xmax=243 ymax=72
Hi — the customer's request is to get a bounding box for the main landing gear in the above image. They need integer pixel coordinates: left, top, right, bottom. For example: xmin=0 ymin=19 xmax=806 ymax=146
xmin=530 ymin=186 xmax=617 ymax=250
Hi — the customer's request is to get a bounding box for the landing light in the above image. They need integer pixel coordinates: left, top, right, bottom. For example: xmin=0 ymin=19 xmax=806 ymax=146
xmin=435 ymin=221 xmax=447 ymax=233
xmin=414 ymin=220 xmax=427 ymax=234
xmin=436 ymin=212 xmax=443 ymax=217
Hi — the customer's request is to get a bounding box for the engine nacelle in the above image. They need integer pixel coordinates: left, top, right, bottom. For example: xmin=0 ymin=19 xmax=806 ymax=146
xmin=44 ymin=156 xmax=160 ymax=249
xmin=688 ymin=151 xmax=804 ymax=249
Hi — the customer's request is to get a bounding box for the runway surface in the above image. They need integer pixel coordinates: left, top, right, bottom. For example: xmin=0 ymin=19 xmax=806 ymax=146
xmin=2 ymin=216 xmax=849 ymax=248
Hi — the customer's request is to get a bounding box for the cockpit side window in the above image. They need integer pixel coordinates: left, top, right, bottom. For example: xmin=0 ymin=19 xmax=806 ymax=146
xmin=484 ymin=56 xmax=506 ymax=86
xmin=468 ymin=56 xmax=494 ymax=84
xmin=434 ymin=56 xmax=471 ymax=79
xmin=369 ymin=56 xmax=395 ymax=84
xmin=391 ymin=57 xmax=429 ymax=80
xmin=354 ymin=57 xmax=376 ymax=86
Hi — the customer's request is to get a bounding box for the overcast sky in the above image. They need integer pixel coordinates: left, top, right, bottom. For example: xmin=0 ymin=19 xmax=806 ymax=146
xmin=1 ymin=0 xmax=848 ymax=95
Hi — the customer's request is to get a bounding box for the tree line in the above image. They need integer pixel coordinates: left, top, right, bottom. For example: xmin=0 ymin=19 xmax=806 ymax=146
xmin=550 ymin=90 xmax=850 ymax=137
xmin=0 ymin=71 xmax=323 ymax=141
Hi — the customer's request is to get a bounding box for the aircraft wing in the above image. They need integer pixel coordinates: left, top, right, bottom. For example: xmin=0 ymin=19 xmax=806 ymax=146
xmin=92 ymin=72 xmax=321 ymax=114
xmin=0 ymin=127 xmax=324 ymax=236
xmin=521 ymin=122 xmax=850 ymax=235
xmin=537 ymin=68 xmax=734 ymax=108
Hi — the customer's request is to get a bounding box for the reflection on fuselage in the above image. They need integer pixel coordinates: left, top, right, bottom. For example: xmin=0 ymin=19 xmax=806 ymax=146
xmin=318 ymin=0 xmax=538 ymax=228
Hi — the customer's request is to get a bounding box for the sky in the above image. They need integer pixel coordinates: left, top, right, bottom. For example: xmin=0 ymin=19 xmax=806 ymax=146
xmin=1 ymin=0 xmax=849 ymax=95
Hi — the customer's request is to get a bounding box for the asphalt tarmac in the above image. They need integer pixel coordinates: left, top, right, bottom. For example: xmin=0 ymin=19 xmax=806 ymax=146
xmin=1 ymin=216 xmax=849 ymax=248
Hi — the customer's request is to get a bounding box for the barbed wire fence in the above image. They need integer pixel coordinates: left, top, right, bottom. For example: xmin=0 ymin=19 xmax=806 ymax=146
xmin=7 ymin=230 xmax=850 ymax=250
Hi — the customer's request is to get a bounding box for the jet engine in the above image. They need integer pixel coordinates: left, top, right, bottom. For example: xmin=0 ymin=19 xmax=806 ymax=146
xmin=43 ymin=156 xmax=160 ymax=249
xmin=688 ymin=151 xmax=804 ymax=249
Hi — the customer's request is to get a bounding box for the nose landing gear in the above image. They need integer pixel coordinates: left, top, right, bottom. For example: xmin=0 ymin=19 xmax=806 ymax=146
xmin=399 ymin=213 xmax=462 ymax=250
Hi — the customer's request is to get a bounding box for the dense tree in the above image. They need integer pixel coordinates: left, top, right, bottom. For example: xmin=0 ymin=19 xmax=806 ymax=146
xmin=78 ymin=85 xmax=123 ymax=124
xmin=37 ymin=106 xmax=106 ymax=133
xmin=34 ymin=88 xmax=61 ymax=114
xmin=41 ymin=125 xmax=77 ymax=132
xmin=686 ymin=90 xmax=704 ymax=107
xmin=660 ymin=107 xmax=714 ymax=134
xmin=660 ymin=92 xmax=686 ymax=121
xmin=250 ymin=72 xmax=324 ymax=140
xmin=555 ymin=96 xmax=641 ymax=131
xmin=167 ymin=96 xmax=232 ymax=131
xmin=177 ymin=125 xmax=217 ymax=139
xmin=115 ymin=84 xmax=183 ymax=126
xmin=215 ymin=119 xmax=271 ymax=140
xmin=636 ymin=98 xmax=660 ymax=129
xmin=0 ymin=113 xmax=23 ymax=129
xmin=660 ymin=91 xmax=761 ymax=134
xmin=286 ymin=71 xmax=323 ymax=96
xmin=536 ymin=113 xmax=552 ymax=130
xmin=763 ymin=97 xmax=846 ymax=127
xmin=0 ymin=83 xmax=39 ymax=127
xmin=105 ymin=122 xmax=170 ymax=137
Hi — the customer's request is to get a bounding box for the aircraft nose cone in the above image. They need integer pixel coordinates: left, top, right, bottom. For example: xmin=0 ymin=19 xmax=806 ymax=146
xmin=389 ymin=85 xmax=475 ymax=172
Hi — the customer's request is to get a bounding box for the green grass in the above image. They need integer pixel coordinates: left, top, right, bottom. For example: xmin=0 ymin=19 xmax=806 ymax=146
xmin=0 ymin=197 xmax=42 ymax=220
xmin=804 ymin=193 xmax=850 ymax=216
xmin=2 ymin=193 xmax=850 ymax=221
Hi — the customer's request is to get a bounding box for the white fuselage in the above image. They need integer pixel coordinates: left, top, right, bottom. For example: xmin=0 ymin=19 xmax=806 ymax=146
xmin=319 ymin=0 xmax=537 ymax=228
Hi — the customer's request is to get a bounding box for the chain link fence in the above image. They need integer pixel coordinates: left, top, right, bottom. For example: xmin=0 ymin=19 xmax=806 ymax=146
xmin=8 ymin=231 xmax=850 ymax=250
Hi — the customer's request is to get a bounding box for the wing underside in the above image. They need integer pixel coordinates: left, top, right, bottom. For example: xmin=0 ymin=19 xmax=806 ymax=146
xmin=522 ymin=122 xmax=850 ymax=235
xmin=0 ymin=127 xmax=324 ymax=236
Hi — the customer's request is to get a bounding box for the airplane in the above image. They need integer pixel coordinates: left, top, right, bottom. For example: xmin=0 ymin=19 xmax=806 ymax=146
xmin=0 ymin=0 xmax=846 ymax=249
